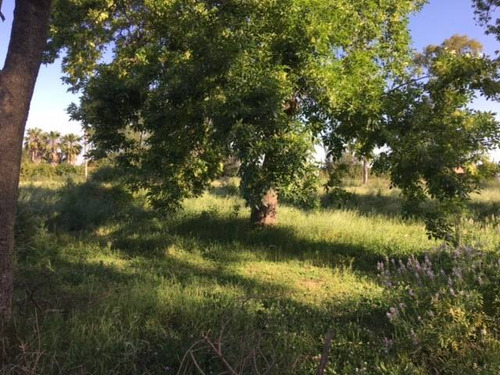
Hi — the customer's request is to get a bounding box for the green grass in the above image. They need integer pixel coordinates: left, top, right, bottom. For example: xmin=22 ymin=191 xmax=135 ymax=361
xmin=2 ymin=176 xmax=499 ymax=374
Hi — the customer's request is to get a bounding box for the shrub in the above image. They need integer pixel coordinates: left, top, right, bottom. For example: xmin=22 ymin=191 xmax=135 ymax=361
xmin=222 ymin=156 xmax=241 ymax=177
xmin=89 ymin=162 xmax=124 ymax=183
xmin=55 ymin=163 xmax=81 ymax=176
xmin=20 ymin=162 xmax=55 ymax=179
xmin=378 ymin=246 xmax=500 ymax=373
xmin=20 ymin=160 xmax=83 ymax=180
xmin=50 ymin=181 xmax=135 ymax=231
xmin=478 ymin=159 xmax=500 ymax=180
xmin=15 ymin=200 xmax=46 ymax=249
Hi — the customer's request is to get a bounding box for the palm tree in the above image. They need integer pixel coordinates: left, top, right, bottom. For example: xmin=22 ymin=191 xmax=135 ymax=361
xmin=61 ymin=134 xmax=82 ymax=165
xmin=24 ymin=128 xmax=45 ymax=163
xmin=45 ymin=131 xmax=61 ymax=166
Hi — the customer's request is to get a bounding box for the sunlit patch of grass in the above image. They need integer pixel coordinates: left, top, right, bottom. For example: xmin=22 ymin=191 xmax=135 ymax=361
xmin=233 ymin=260 xmax=383 ymax=305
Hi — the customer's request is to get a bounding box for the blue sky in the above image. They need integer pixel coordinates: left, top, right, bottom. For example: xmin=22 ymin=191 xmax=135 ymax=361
xmin=0 ymin=0 xmax=499 ymax=158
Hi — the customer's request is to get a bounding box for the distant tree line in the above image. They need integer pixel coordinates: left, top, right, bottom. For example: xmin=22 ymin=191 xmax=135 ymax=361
xmin=24 ymin=128 xmax=82 ymax=166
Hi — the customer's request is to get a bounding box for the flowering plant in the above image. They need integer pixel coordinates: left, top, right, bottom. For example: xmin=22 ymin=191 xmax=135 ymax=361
xmin=378 ymin=245 xmax=500 ymax=373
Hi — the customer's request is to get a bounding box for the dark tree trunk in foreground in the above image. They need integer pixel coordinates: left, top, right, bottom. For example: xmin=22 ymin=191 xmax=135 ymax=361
xmin=0 ymin=0 xmax=52 ymax=320
xmin=250 ymin=189 xmax=278 ymax=226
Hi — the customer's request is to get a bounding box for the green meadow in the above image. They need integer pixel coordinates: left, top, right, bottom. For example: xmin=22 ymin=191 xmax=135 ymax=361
xmin=2 ymin=174 xmax=499 ymax=374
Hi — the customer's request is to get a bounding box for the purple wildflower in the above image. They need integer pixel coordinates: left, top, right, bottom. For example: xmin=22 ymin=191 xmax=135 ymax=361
xmin=452 ymin=267 xmax=463 ymax=280
xmin=410 ymin=330 xmax=419 ymax=346
xmin=383 ymin=337 xmax=393 ymax=353
xmin=424 ymin=254 xmax=432 ymax=266
xmin=386 ymin=307 xmax=399 ymax=321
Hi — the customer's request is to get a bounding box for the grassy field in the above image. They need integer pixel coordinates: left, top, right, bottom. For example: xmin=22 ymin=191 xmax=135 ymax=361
xmin=1 ymin=175 xmax=499 ymax=374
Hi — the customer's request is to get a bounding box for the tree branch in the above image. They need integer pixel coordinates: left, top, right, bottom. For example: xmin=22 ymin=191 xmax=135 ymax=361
xmin=316 ymin=328 xmax=334 ymax=375
xmin=386 ymin=75 xmax=431 ymax=94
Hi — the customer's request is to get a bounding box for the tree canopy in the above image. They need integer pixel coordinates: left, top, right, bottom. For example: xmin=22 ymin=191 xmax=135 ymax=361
xmin=473 ymin=0 xmax=500 ymax=41
xmin=373 ymin=35 xmax=500 ymax=242
xmin=50 ymin=0 xmax=425 ymax=222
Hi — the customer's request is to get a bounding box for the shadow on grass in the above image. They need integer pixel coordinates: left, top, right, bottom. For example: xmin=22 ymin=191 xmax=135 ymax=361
xmin=9 ymin=182 xmax=400 ymax=373
xmin=160 ymin=214 xmax=412 ymax=275
xmin=8 ymin=237 xmax=390 ymax=374
xmin=8 ymin=238 xmax=385 ymax=374
xmin=323 ymin=190 xmax=500 ymax=226
xmin=17 ymin=182 xmax=431 ymax=278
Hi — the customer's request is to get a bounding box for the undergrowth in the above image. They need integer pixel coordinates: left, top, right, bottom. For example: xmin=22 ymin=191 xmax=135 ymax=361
xmin=1 ymin=176 xmax=499 ymax=374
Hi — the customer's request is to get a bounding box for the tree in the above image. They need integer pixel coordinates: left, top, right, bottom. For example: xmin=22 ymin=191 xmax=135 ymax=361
xmin=0 ymin=0 xmax=53 ymax=320
xmin=45 ymin=130 xmax=61 ymax=166
xmin=473 ymin=0 xmax=500 ymax=41
xmin=61 ymin=133 xmax=82 ymax=165
xmin=54 ymin=0 xmax=424 ymax=225
xmin=414 ymin=34 xmax=484 ymax=70
xmin=24 ymin=127 xmax=46 ymax=164
xmin=373 ymin=36 xmax=500 ymax=243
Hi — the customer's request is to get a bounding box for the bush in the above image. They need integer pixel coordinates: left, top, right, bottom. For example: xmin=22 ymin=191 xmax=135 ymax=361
xmin=478 ymin=160 xmax=500 ymax=180
xmin=15 ymin=200 xmax=46 ymax=249
xmin=378 ymin=246 xmax=500 ymax=373
xmin=55 ymin=163 xmax=81 ymax=176
xmin=89 ymin=161 xmax=124 ymax=183
xmin=20 ymin=161 xmax=83 ymax=180
xmin=50 ymin=181 xmax=135 ymax=231
xmin=222 ymin=156 xmax=241 ymax=177
xmin=20 ymin=162 xmax=56 ymax=179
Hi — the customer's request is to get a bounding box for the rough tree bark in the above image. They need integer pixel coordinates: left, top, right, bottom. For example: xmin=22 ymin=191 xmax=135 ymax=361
xmin=250 ymin=189 xmax=278 ymax=226
xmin=249 ymin=95 xmax=299 ymax=226
xmin=249 ymin=143 xmax=280 ymax=226
xmin=0 ymin=0 xmax=52 ymax=320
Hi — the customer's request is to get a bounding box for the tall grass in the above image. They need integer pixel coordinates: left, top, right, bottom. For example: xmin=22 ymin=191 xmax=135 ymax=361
xmin=1 ymin=175 xmax=499 ymax=374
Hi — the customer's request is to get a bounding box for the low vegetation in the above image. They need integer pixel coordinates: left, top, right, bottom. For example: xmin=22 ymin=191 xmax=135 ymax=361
xmin=1 ymin=169 xmax=499 ymax=374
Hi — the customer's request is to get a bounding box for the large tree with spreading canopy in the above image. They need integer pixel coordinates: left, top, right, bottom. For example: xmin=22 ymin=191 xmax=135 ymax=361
xmin=51 ymin=0 xmax=424 ymax=225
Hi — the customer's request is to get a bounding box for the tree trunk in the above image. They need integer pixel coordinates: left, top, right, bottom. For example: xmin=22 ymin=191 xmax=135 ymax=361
xmin=362 ymin=157 xmax=369 ymax=185
xmin=250 ymin=189 xmax=278 ymax=226
xmin=84 ymin=134 xmax=88 ymax=180
xmin=50 ymin=152 xmax=59 ymax=166
xmin=0 ymin=0 xmax=52 ymax=320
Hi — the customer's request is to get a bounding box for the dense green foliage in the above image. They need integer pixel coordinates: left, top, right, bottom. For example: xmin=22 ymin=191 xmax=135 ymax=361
xmin=46 ymin=2 xmax=499 ymax=237
xmin=19 ymin=160 xmax=84 ymax=180
xmin=372 ymin=36 xmax=500 ymax=243
xmin=49 ymin=0 xmax=424 ymax=214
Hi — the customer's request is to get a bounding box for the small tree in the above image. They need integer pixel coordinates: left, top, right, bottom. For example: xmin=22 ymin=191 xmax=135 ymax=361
xmin=61 ymin=133 xmax=82 ymax=165
xmin=374 ymin=36 xmax=500 ymax=243
xmin=45 ymin=130 xmax=61 ymax=166
xmin=24 ymin=127 xmax=46 ymax=164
